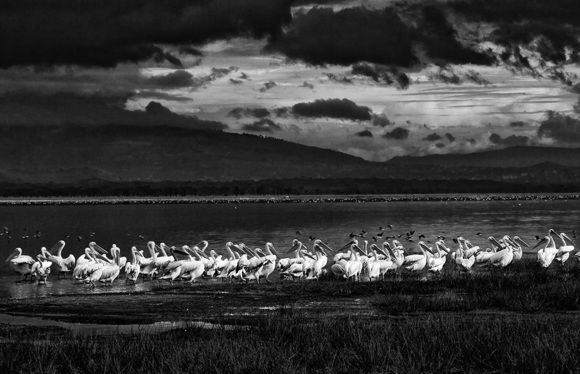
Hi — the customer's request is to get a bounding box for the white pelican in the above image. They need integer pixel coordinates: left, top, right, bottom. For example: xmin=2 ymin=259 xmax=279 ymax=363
xmin=481 ymin=236 xmax=513 ymax=269
xmin=508 ymin=236 xmax=529 ymax=262
xmin=31 ymin=255 xmax=52 ymax=284
xmin=552 ymin=231 xmax=575 ymax=266
xmin=87 ymin=247 xmax=122 ymax=287
xmin=5 ymin=247 xmax=35 ymax=281
xmin=124 ymin=247 xmax=141 ymax=283
xmin=426 ymin=240 xmax=449 ymax=274
xmin=402 ymin=242 xmax=427 ymax=273
xmin=533 ymin=231 xmax=560 ymax=268
xmin=308 ymin=240 xmax=329 ymax=280
xmin=45 ymin=240 xmax=75 ymax=279
xmin=252 ymin=242 xmax=279 ymax=283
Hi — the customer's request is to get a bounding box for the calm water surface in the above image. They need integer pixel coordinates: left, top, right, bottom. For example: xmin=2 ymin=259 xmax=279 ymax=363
xmin=1 ymin=198 xmax=579 ymax=299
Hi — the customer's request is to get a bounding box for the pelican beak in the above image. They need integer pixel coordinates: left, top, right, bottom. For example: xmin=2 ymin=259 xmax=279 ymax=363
xmin=5 ymin=250 xmax=17 ymax=262
xmin=532 ymin=237 xmax=548 ymax=250
xmin=318 ymin=241 xmax=334 ymax=254
xmin=287 ymin=242 xmax=300 ymax=253
xmin=516 ymin=237 xmax=530 ymax=248
xmin=339 ymin=240 xmax=355 ymax=252
xmin=268 ymin=243 xmax=280 ymax=256
xmin=89 ymin=242 xmax=109 ymax=255
xmin=561 ymin=233 xmax=576 ymax=246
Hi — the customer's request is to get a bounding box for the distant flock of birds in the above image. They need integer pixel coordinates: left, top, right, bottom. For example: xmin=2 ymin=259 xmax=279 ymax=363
xmin=4 ymin=228 xmax=578 ymax=287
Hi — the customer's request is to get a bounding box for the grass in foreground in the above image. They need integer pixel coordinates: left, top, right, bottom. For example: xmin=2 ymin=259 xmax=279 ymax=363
xmin=1 ymin=314 xmax=580 ymax=374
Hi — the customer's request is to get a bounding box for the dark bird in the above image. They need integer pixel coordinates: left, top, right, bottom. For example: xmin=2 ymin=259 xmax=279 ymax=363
xmin=309 ymin=235 xmax=316 ymax=241
xmin=418 ymin=234 xmax=425 ymax=239
xmin=77 ymin=236 xmax=83 ymax=242
xmin=452 ymin=238 xmax=458 ymax=244
xmin=372 ymin=236 xmax=378 ymax=242
xmin=295 ymin=230 xmax=301 ymax=235
xmin=407 ymin=238 xmax=415 ymax=243
xmin=359 ymin=232 xmax=366 ymax=238
xmin=34 ymin=230 xmax=41 ymax=239
xmin=409 ymin=230 xmax=415 ymax=235
xmin=348 ymin=233 xmax=356 ymax=238
xmin=387 ymin=224 xmax=393 ymax=229
xmin=476 ymin=232 xmax=481 ymax=236
xmin=535 ymin=235 xmax=541 ymax=240
xmin=138 ymin=235 xmax=146 ymax=241
xmin=378 ymin=226 xmax=385 ymax=231
xmin=377 ymin=232 xmax=384 ymax=237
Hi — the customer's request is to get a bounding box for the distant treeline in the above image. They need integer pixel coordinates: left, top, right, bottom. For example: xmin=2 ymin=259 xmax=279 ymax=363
xmin=0 ymin=178 xmax=578 ymax=197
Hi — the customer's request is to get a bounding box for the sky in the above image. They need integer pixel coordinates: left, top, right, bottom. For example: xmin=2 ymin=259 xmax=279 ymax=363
xmin=2 ymin=0 xmax=580 ymax=161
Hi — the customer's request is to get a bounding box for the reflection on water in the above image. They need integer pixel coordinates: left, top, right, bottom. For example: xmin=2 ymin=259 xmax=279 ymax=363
xmin=1 ymin=197 xmax=579 ymax=297
xmin=0 ymin=313 xmax=239 ymax=335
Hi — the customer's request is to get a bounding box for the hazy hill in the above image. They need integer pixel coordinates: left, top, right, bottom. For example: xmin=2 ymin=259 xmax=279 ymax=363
xmin=0 ymin=125 xmax=385 ymax=183
xmin=387 ymin=146 xmax=580 ymax=168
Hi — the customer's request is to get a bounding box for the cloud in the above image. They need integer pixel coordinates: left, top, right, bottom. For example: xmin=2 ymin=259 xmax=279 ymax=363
xmin=0 ymin=0 xmax=292 ymax=68
xmin=228 ymin=107 xmax=270 ymax=119
xmin=145 ymin=70 xmax=195 ymax=88
xmin=413 ymin=5 xmax=494 ymax=65
xmin=537 ymin=111 xmax=580 ymax=143
xmin=383 ymin=127 xmax=409 ymax=140
xmin=259 ymin=81 xmax=278 ymax=92
xmin=351 ymin=63 xmax=410 ymax=89
xmin=269 ymin=7 xmax=417 ymax=66
xmin=372 ymin=114 xmax=393 ymax=127
xmin=444 ymin=133 xmax=456 ymax=142
xmin=242 ymin=118 xmax=282 ymax=132
xmin=422 ymin=133 xmax=442 ymax=142
xmin=509 ymin=121 xmax=527 ymax=127
xmin=489 ymin=133 xmax=530 ymax=146
xmin=292 ymin=98 xmax=372 ymax=121
xmin=355 ymin=130 xmax=373 ymax=138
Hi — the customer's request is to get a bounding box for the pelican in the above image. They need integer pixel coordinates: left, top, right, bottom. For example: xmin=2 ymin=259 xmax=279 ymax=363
xmin=534 ymin=231 xmax=560 ymax=268
xmin=552 ymin=231 xmax=575 ymax=266
xmin=509 ymin=236 xmax=529 ymax=262
xmin=482 ymin=236 xmax=514 ymax=269
xmin=124 ymin=247 xmax=141 ymax=283
xmin=44 ymin=240 xmax=75 ymax=279
xmin=5 ymin=247 xmax=35 ymax=281
xmin=426 ymin=240 xmax=449 ymax=274
xmin=308 ymin=240 xmax=329 ymax=280
xmin=402 ymin=242 xmax=427 ymax=273
xmin=252 ymin=242 xmax=279 ymax=283
xmin=87 ymin=247 xmax=122 ymax=287
xmin=31 ymin=255 xmax=52 ymax=284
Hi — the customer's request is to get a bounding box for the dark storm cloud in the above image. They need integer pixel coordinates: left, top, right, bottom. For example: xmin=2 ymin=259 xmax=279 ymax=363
xmin=452 ymin=0 xmax=580 ymax=65
xmin=0 ymin=92 xmax=227 ymax=130
xmin=242 ymin=118 xmax=282 ymax=132
xmin=444 ymin=133 xmax=456 ymax=142
xmin=145 ymin=70 xmax=195 ymax=88
xmin=489 ymin=133 xmax=530 ymax=147
xmin=372 ymin=114 xmax=393 ymax=127
xmin=133 ymin=91 xmax=193 ymax=103
xmin=537 ymin=112 xmax=580 ymax=143
xmin=228 ymin=107 xmax=270 ymax=119
xmin=355 ymin=130 xmax=373 ymax=138
xmin=292 ymin=98 xmax=372 ymax=121
xmin=268 ymin=7 xmax=417 ymax=67
xmin=509 ymin=121 xmax=527 ymax=128
xmin=413 ymin=5 xmax=493 ymax=65
xmin=351 ymin=63 xmax=411 ymax=89
xmin=383 ymin=127 xmax=409 ymax=140
xmin=259 ymin=81 xmax=278 ymax=92
xmin=0 ymin=0 xmax=292 ymax=68
xmin=436 ymin=143 xmax=446 ymax=148
xmin=423 ymin=133 xmax=442 ymax=142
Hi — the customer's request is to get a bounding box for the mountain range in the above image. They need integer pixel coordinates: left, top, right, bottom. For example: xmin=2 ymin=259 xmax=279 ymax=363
xmin=0 ymin=125 xmax=578 ymax=186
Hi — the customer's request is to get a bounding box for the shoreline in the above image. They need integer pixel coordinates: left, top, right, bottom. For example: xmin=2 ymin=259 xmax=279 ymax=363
xmin=1 ymin=192 xmax=579 ymax=205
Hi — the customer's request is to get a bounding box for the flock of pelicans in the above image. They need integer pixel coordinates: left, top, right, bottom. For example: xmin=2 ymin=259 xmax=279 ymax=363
xmin=4 ymin=229 xmax=578 ymax=287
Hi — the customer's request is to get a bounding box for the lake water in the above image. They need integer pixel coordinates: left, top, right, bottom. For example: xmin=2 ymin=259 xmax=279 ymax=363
xmin=1 ymin=196 xmax=579 ymax=299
